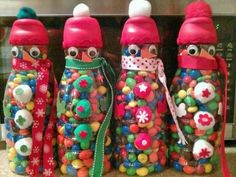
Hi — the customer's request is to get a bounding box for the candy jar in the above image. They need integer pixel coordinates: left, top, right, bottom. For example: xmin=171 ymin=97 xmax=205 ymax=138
xmin=56 ymin=4 xmax=114 ymax=177
xmin=2 ymin=7 xmax=58 ymax=177
xmin=169 ymin=1 xmax=231 ymax=176
xmin=113 ymin=0 xmax=185 ymax=176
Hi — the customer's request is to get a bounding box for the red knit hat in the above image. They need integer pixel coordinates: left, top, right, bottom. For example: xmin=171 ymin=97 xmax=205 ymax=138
xmin=9 ymin=7 xmax=48 ymax=45
xmin=120 ymin=0 xmax=160 ymax=45
xmin=63 ymin=3 xmax=103 ymax=48
xmin=177 ymin=0 xmax=217 ymax=45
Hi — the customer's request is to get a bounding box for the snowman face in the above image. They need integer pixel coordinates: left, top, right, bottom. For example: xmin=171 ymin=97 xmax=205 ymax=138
xmin=65 ymin=46 xmax=101 ymax=62
xmin=122 ymin=44 xmax=158 ymax=59
xmin=11 ymin=45 xmax=47 ymax=61
xmin=179 ymin=44 xmax=216 ymax=60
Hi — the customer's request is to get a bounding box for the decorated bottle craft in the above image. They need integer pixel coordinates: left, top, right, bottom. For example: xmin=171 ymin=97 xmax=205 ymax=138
xmin=56 ymin=3 xmax=114 ymax=177
xmin=113 ymin=0 xmax=185 ymax=176
xmin=169 ymin=1 xmax=231 ymax=176
xmin=3 ymin=7 xmax=58 ymax=177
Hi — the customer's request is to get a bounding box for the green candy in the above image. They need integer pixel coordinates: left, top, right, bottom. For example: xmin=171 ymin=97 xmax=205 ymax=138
xmin=171 ymin=132 xmax=179 ymax=139
xmin=21 ymin=160 xmax=29 ymax=168
xmin=137 ymin=100 xmax=147 ymax=106
xmin=65 ymin=152 xmax=76 ymax=161
xmin=74 ymin=124 xmax=92 ymax=143
xmin=127 ymin=134 xmax=135 ymax=143
xmin=143 ymin=149 xmax=152 ymax=155
xmin=73 ymin=75 xmax=93 ymax=92
xmin=116 ymin=127 xmax=122 ymax=135
xmin=184 ymin=125 xmax=193 ymax=134
xmin=206 ymin=128 xmax=214 ymax=135
xmin=175 ymin=98 xmax=182 ymax=105
xmin=197 ymin=77 xmax=204 ymax=82
xmin=69 ymin=117 xmax=78 ymax=124
xmin=74 ymin=99 xmax=91 ymax=118
xmin=13 ymin=157 xmax=21 ymax=166
xmin=128 ymin=153 xmax=136 ymax=162
xmin=207 ymin=101 xmax=218 ymax=112
xmin=127 ymin=167 xmax=136 ymax=176
xmin=79 ymin=70 xmax=87 ymax=75
xmin=127 ymin=71 xmax=136 ymax=78
xmin=126 ymin=78 xmax=136 ymax=89
xmin=184 ymin=96 xmax=196 ymax=106
xmin=174 ymin=144 xmax=180 ymax=153
xmin=81 ymin=141 xmax=90 ymax=150
xmin=148 ymin=165 xmax=155 ymax=173
xmin=175 ymin=69 xmax=181 ymax=76
xmin=169 ymin=145 xmax=174 ymax=152
xmin=214 ymin=93 xmax=220 ymax=102
xmin=210 ymin=154 xmax=220 ymax=164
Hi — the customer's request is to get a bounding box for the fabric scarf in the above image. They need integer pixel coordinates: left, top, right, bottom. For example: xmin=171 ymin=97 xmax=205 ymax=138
xmin=12 ymin=58 xmax=57 ymax=177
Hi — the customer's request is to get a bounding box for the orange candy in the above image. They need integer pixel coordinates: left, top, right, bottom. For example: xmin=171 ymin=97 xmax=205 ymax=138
xmin=179 ymin=156 xmax=188 ymax=166
xmin=64 ymin=138 xmax=74 ymax=148
xmin=189 ymin=119 xmax=196 ymax=128
xmin=183 ymin=165 xmax=195 ymax=175
xmin=79 ymin=150 xmax=93 ymax=160
xmin=148 ymin=127 xmax=157 ymax=137
xmin=149 ymin=152 xmax=158 ymax=163
xmin=83 ymin=158 xmax=93 ymax=168
xmin=195 ymin=129 xmax=206 ymax=136
xmin=170 ymin=124 xmax=177 ymax=132
xmin=152 ymin=140 xmax=160 ymax=149
xmin=77 ymin=167 xmax=89 ymax=177
xmin=104 ymin=161 xmax=111 ymax=173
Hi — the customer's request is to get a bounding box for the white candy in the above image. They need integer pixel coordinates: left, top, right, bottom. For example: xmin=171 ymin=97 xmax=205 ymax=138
xmin=193 ymin=139 xmax=214 ymax=160
xmin=15 ymin=137 xmax=32 ymax=156
xmin=194 ymin=111 xmax=215 ymax=130
xmin=193 ymin=82 xmax=215 ymax=103
xmin=13 ymin=85 xmax=33 ymax=104
xmin=14 ymin=109 xmax=33 ymax=129
xmin=129 ymin=0 xmax=151 ymax=17
xmin=73 ymin=3 xmax=90 ymax=17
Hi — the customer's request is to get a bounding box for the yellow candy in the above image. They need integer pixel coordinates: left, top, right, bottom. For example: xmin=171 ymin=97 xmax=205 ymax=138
xmin=91 ymin=121 xmax=100 ymax=132
xmin=138 ymin=154 xmax=148 ymax=164
xmin=65 ymin=111 xmax=72 ymax=117
xmin=136 ymin=167 xmax=149 ymax=176
xmin=9 ymin=162 xmax=16 ymax=172
xmin=138 ymin=122 xmax=148 ymax=128
xmin=71 ymin=159 xmax=84 ymax=169
xmin=128 ymin=101 xmax=137 ymax=107
xmin=8 ymin=82 xmax=16 ymax=88
xmin=26 ymin=102 xmax=34 ymax=111
xmin=151 ymin=83 xmax=159 ymax=90
xmin=187 ymin=106 xmax=198 ymax=113
xmin=146 ymin=121 xmax=154 ymax=129
xmin=186 ymin=88 xmax=193 ymax=95
xmin=58 ymin=126 xmax=65 ymax=135
xmin=61 ymin=81 xmax=67 ymax=85
xmin=13 ymin=77 xmax=22 ymax=84
xmin=9 ymin=147 xmax=17 ymax=155
xmin=27 ymin=73 xmax=35 ymax=79
xmin=122 ymin=86 xmax=131 ymax=94
xmin=178 ymin=90 xmax=187 ymax=99
xmin=47 ymin=91 xmax=51 ymax=98
xmin=8 ymin=153 xmax=16 ymax=161
xmin=138 ymin=71 xmax=148 ymax=77
xmin=204 ymin=163 xmax=213 ymax=173
xmin=97 ymin=86 xmax=107 ymax=95
xmin=119 ymin=164 xmax=127 ymax=173
xmin=105 ymin=136 xmax=111 ymax=146
xmin=60 ymin=164 xmax=67 ymax=174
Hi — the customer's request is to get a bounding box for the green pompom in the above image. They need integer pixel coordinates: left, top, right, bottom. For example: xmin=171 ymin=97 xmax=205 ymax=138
xmin=74 ymin=99 xmax=91 ymax=118
xmin=73 ymin=75 xmax=93 ymax=92
xmin=74 ymin=124 xmax=92 ymax=143
xmin=17 ymin=7 xmax=37 ymax=19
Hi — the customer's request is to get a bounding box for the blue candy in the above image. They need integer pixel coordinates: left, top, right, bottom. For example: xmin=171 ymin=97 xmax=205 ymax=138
xmin=63 ymin=94 xmax=71 ymax=103
xmin=154 ymin=163 xmax=163 ymax=172
xmin=15 ymin=165 xmax=25 ymax=174
xmin=125 ymin=143 xmax=135 ymax=152
xmin=189 ymin=70 xmax=201 ymax=79
xmin=173 ymin=161 xmax=183 ymax=171
xmin=198 ymin=158 xmax=209 ymax=164
xmin=66 ymin=165 xmax=77 ymax=176
xmin=122 ymin=125 xmax=130 ymax=135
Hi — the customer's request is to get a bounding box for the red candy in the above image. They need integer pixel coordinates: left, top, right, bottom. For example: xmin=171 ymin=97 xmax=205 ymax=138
xmin=130 ymin=124 xmax=139 ymax=133
xmin=134 ymin=133 xmax=152 ymax=150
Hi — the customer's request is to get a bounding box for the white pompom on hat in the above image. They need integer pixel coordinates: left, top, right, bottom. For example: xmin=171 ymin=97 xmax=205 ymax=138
xmin=128 ymin=0 xmax=151 ymax=17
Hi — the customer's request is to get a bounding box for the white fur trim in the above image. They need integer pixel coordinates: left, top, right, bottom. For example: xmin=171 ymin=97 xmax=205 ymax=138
xmin=129 ymin=0 xmax=151 ymax=17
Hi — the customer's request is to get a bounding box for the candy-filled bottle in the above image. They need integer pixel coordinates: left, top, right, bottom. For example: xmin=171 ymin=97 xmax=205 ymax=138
xmin=56 ymin=4 xmax=114 ymax=177
xmin=113 ymin=0 xmax=184 ymax=176
xmin=3 ymin=7 xmax=58 ymax=177
xmin=169 ymin=1 xmax=231 ymax=176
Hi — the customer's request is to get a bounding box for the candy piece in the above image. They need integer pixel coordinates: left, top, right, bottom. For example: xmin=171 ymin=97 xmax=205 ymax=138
xmin=119 ymin=164 xmax=127 ymax=173
xmin=14 ymin=137 xmax=32 ymax=156
xmin=60 ymin=164 xmax=67 ymax=174
xmin=122 ymin=86 xmax=131 ymax=94
xmin=13 ymin=85 xmax=33 ymax=103
xmin=204 ymin=163 xmax=213 ymax=173
xmin=194 ymin=82 xmax=215 ymax=103
xmin=183 ymin=165 xmax=195 ymax=174
xmin=79 ymin=149 xmax=93 ymax=160
xmin=65 ymin=152 xmax=77 ymax=161
xmin=187 ymin=106 xmax=198 ymax=113
xmin=196 ymin=165 xmax=205 ymax=174
xmin=77 ymin=167 xmax=89 ymax=177
xmin=138 ymin=154 xmax=148 ymax=164
xmin=193 ymin=111 xmax=215 ymax=130
xmin=173 ymin=161 xmax=183 ymax=172
xmin=135 ymin=106 xmax=152 ymax=124
xmin=127 ymin=167 xmax=136 ymax=176
xmin=178 ymin=90 xmax=187 ymax=99
xmin=134 ymin=133 xmax=151 ymax=150
xmin=134 ymin=82 xmax=151 ymax=98
xmin=126 ymin=78 xmax=136 ymax=89
xmin=184 ymin=96 xmax=196 ymax=106
xmin=97 ymin=86 xmax=107 ymax=95
xmin=75 ymin=99 xmax=91 ymax=118
xmin=73 ymin=75 xmax=93 ymax=92
xmin=14 ymin=109 xmax=33 ymax=129
xmin=74 ymin=124 xmax=92 ymax=143
xmin=193 ymin=139 xmax=214 ymax=160
xmin=136 ymin=167 xmax=149 ymax=176
xmin=128 ymin=153 xmax=137 ymax=162
xmin=149 ymin=152 xmax=158 ymax=163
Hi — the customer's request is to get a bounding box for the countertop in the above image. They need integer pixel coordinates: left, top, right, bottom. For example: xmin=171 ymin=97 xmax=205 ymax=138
xmin=0 ymin=150 xmax=235 ymax=177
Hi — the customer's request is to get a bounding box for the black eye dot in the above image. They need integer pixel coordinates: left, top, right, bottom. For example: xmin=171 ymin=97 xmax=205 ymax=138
xmin=189 ymin=49 xmax=196 ymax=55
xmin=209 ymin=50 xmax=214 ymax=55
xmin=70 ymin=51 xmax=77 ymax=56
xmin=130 ymin=49 xmax=136 ymax=55
xmin=89 ymin=50 xmax=96 ymax=57
xmin=12 ymin=51 xmax=17 ymax=56
xmin=32 ymin=51 xmax=38 ymax=56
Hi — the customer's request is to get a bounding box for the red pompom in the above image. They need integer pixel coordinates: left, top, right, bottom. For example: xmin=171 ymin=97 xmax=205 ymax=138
xmin=185 ymin=0 xmax=212 ymax=19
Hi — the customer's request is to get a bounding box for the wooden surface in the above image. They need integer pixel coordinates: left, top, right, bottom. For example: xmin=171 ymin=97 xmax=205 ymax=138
xmin=0 ymin=150 xmax=235 ymax=177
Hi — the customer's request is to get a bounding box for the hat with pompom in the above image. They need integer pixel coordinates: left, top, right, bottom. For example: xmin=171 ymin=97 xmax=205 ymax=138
xmin=177 ymin=0 xmax=217 ymax=45
xmin=120 ymin=0 xmax=160 ymax=45
xmin=63 ymin=3 xmax=103 ymax=48
xmin=9 ymin=7 xmax=48 ymax=45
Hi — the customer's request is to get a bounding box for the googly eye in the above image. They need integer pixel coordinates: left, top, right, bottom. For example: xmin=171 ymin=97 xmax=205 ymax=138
xmin=14 ymin=137 xmax=32 ymax=156
xmin=128 ymin=45 xmax=140 ymax=56
xmin=68 ymin=47 xmax=79 ymax=58
xmin=29 ymin=46 xmax=40 ymax=58
xmin=11 ymin=46 xmax=19 ymax=57
xmin=208 ymin=45 xmax=216 ymax=56
xmin=87 ymin=47 xmax=98 ymax=58
xmin=187 ymin=45 xmax=199 ymax=56
xmin=148 ymin=45 xmax=158 ymax=55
